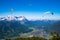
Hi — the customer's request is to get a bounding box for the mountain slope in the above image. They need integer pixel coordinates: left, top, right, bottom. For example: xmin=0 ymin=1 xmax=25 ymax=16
xmin=0 ymin=20 xmax=33 ymax=39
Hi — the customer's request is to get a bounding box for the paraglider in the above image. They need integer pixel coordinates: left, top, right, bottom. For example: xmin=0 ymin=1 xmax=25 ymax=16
xmin=42 ymin=11 xmax=54 ymax=17
xmin=48 ymin=11 xmax=54 ymax=15
xmin=44 ymin=11 xmax=54 ymax=15
xmin=51 ymin=12 xmax=54 ymax=15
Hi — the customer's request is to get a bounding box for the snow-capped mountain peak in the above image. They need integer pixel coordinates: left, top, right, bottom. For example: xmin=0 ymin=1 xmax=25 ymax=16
xmin=0 ymin=16 xmax=27 ymax=21
xmin=6 ymin=15 xmax=15 ymax=20
xmin=18 ymin=16 xmax=26 ymax=21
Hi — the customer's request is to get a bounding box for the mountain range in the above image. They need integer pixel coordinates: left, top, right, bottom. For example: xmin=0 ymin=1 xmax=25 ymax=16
xmin=0 ymin=16 xmax=60 ymax=39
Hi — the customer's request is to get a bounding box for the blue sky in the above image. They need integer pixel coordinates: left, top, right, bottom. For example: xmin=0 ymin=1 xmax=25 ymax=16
xmin=0 ymin=0 xmax=60 ymax=20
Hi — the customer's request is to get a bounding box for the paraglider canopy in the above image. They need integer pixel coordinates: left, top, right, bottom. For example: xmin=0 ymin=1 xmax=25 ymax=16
xmin=41 ymin=11 xmax=54 ymax=20
xmin=11 ymin=8 xmax=14 ymax=14
xmin=44 ymin=11 xmax=54 ymax=15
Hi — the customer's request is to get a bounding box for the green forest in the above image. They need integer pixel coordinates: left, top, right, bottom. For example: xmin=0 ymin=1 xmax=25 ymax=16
xmin=5 ymin=32 xmax=60 ymax=40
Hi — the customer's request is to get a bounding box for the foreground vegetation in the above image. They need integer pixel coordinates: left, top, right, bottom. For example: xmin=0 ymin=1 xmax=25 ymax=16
xmin=15 ymin=37 xmax=47 ymax=40
xmin=5 ymin=37 xmax=47 ymax=40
